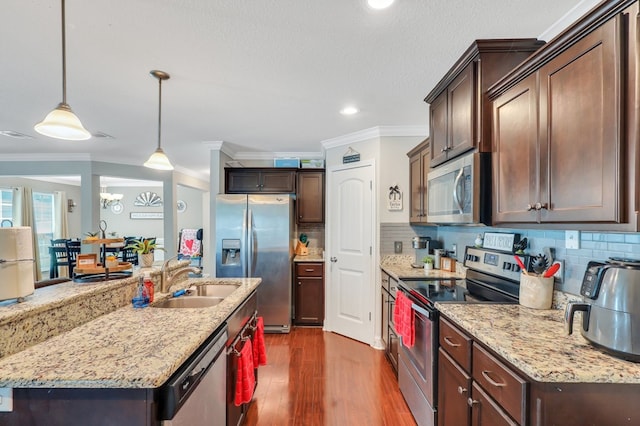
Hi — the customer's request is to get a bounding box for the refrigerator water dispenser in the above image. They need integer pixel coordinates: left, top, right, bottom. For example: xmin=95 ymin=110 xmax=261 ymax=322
xmin=221 ymin=239 xmax=241 ymax=266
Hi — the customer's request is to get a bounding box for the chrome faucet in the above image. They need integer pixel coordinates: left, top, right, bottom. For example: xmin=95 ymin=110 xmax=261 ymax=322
xmin=160 ymin=255 xmax=202 ymax=293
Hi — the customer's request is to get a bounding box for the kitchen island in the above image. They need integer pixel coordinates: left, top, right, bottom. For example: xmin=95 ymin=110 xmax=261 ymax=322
xmin=0 ymin=275 xmax=261 ymax=425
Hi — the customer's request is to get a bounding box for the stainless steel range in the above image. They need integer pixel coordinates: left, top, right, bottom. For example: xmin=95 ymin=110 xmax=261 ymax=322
xmin=396 ymin=246 xmax=528 ymax=426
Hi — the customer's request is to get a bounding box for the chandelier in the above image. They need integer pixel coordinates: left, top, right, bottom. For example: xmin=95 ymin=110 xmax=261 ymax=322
xmin=100 ymin=187 xmax=123 ymax=209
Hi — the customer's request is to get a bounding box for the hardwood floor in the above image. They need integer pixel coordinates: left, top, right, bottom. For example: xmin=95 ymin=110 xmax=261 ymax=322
xmin=244 ymin=328 xmax=417 ymax=426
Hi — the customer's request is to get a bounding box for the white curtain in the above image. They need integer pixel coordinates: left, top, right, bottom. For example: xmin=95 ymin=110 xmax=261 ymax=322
xmin=53 ymin=191 xmax=69 ymax=239
xmin=12 ymin=187 xmax=41 ymax=281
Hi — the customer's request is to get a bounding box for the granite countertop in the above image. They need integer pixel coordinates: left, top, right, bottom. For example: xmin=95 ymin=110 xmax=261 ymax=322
xmin=0 ymin=277 xmax=261 ymax=389
xmin=380 ymin=254 xmax=464 ymax=280
xmin=436 ymin=303 xmax=640 ymax=384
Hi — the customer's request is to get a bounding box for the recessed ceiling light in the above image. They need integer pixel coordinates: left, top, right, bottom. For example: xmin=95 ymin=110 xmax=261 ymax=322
xmin=368 ymin=0 xmax=395 ymax=10
xmin=340 ymin=106 xmax=360 ymax=116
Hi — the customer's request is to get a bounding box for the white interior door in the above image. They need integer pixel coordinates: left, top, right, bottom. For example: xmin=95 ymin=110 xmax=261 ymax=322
xmin=326 ymin=162 xmax=375 ymax=345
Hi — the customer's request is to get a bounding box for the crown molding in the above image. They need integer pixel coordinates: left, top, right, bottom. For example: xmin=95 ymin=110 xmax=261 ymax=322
xmin=202 ymin=140 xmax=237 ymax=158
xmin=321 ymin=125 xmax=427 ymax=149
xmin=538 ymin=0 xmax=601 ymax=41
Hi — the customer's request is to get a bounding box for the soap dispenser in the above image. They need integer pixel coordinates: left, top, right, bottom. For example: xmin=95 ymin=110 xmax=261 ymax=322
xmin=132 ymin=276 xmax=150 ymax=308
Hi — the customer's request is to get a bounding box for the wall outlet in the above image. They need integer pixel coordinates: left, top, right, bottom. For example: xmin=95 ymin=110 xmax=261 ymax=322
xmin=0 ymin=388 xmax=13 ymax=412
xmin=565 ymin=230 xmax=580 ymax=250
xmin=394 ymin=241 xmax=402 ymax=254
xmin=553 ymin=260 xmax=564 ymax=284
xmin=450 ymin=244 xmax=457 ymax=259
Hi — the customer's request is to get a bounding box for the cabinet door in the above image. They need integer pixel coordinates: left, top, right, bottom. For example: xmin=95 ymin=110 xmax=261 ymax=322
xmin=260 ymin=170 xmax=296 ymax=193
xmin=447 ymin=63 xmax=475 ymax=160
xmin=409 ymin=151 xmax=424 ymax=222
xmin=492 ymin=74 xmax=539 ymax=223
xmin=470 ymin=382 xmax=518 ymax=426
xmin=294 ymin=277 xmax=324 ymax=325
xmin=296 ymin=171 xmax=325 ymax=223
xmin=438 ymin=348 xmax=471 ymax=426
xmin=226 ymin=170 xmax=262 ymax=193
xmin=381 ymin=289 xmax=389 ymax=348
xmin=538 ymin=16 xmax=621 ymax=223
xmin=430 ymin=91 xmax=449 ymax=167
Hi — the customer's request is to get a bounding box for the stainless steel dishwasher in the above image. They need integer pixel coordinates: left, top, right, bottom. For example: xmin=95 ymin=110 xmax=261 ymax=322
xmin=160 ymin=324 xmax=228 ymax=426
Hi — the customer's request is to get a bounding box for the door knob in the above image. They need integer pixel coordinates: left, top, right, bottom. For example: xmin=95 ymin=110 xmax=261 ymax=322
xmin=330 ymin=257 xmax=337 ymax=263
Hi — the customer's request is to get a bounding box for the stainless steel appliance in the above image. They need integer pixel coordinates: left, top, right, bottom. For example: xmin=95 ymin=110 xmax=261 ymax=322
xmin=159 ymin=325 xmax=228 ymax=426
xmin=426 ymin=151 xmax=491 ymax=225
xmin=565 ymin=258 xmax=640 ymax=362
xmin=396 ymin=246 xmax=525 ymax=426
xmin=216 ymin=194 xmax=294 ymax=333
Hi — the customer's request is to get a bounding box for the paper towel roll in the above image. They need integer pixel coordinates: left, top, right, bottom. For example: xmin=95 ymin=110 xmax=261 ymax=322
xmin=0 ymin=227 xmax=35 ymax=301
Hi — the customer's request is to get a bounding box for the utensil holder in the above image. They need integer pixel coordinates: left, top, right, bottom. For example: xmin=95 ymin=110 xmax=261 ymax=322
xmin=519 ymin=273 xmax=554 ymax=309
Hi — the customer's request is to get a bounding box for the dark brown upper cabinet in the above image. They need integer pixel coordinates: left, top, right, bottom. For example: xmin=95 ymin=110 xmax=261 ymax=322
xmin=225 ymin=168 xmax=296 ymax=193
xmin=490 ymin=0 xmax=640 ymax=231
xmin=425 ymin=39 xmax=545 ymax=168
xmin=407 ymin=139 xmax=430 ymax=223
xmin=296 ymin=170 xmax=325 ymax=224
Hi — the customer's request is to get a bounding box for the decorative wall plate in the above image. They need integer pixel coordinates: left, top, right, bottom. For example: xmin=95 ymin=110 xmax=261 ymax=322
xmin=110 ymin=201 xmax=124 ymax=215
xmin=134 ymin=191 xmax=163 ymax=207
xmin=177 ymin=200 xmax=187 ymax=213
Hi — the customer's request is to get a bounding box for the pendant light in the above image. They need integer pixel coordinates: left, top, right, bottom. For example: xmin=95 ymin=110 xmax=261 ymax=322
xmin=144 ymin=70 xmax=174 ymax=170
xmin=34 ymin=0 xmax=91 ymax=141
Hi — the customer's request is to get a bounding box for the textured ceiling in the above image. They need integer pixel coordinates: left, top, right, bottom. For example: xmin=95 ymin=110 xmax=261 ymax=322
xmin=1 ymin=0 xmax=594 ymax=178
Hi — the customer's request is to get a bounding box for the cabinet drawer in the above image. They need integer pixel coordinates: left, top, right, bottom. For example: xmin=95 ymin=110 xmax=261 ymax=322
xmin=439 ymin=317 xmax=472 ymax=372
xmin=295 ymin=262 xmax=323 ymax=277
xmin=473 ymin=344 xmax=527 ymax=425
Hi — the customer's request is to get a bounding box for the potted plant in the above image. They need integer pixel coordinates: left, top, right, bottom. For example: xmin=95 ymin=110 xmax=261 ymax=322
xmin=84 ymin=231 xmax=99 ymax=241
xmin=125 ymin=238 xmax=163 ymax=268
xmin=422 ymin=256 xmax=434 ymax=271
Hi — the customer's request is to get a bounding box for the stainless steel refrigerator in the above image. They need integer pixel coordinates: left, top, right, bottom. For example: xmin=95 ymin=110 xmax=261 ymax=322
xmin=215 ymin=194 xmax=294 ymax=333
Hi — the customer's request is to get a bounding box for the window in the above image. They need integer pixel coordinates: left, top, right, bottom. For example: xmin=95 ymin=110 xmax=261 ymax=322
xmin=33 ymin=192 xmax=55 ymax=273
xmin=0 ymin=188 xmax=12 ymax=225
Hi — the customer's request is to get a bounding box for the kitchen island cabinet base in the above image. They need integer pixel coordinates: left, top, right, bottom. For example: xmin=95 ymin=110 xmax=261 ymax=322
xmin=0 ymin=388 xmax=158 ymax=426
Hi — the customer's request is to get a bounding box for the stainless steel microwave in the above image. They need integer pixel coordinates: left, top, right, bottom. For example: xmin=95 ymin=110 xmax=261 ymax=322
xmin=426 ymin=151 xmax=491 ymax=225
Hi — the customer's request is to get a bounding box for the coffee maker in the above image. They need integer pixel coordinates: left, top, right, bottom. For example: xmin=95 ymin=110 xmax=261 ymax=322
xmin=411 ymin=236 xmax=442 ymax=268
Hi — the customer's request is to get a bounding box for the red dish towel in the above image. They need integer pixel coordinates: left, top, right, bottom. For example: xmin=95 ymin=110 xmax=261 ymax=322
xmin=253 ymin=316 xmax=267 ymax=367
xmin=234 ymin=339 xmax=256 ymax=406
xmin=394 ymin=291 xmax=415 ymax=348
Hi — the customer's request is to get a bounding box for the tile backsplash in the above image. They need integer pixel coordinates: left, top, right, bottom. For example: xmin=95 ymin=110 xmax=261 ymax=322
xmin=380 ymin=223 xmax=640 ymax=296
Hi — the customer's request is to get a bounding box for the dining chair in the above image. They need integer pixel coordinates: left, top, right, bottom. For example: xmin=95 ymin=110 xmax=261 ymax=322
xmin=49 ymin=246 xmax=70 ymax=278
xmin=65 ymin=240 xmax=82 ymax=276
xmin=121 ymin=237 xmax=139 ymax=265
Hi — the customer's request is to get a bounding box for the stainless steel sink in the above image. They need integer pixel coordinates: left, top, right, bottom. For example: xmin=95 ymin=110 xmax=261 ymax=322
xmin=152 ymin=296 xmax=225 ymax=309
xmin=189 ymin=284 xmax=239 ymax=298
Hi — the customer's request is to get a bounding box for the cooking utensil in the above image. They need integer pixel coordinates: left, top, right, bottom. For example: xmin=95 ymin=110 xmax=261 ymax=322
xmin=513 ymin=255 xmax=528 ymax=275
xmin=531 ymin=254 xmax=549 ymax=275
xmin=543 ymin=262 xmax=560 ymax=278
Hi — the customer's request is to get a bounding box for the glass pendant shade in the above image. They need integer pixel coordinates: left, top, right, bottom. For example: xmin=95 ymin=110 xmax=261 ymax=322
xmin=144 ymin=147 xmax=174 ymax=170
xmin=35 ymin=102 xmax=91 ymax=140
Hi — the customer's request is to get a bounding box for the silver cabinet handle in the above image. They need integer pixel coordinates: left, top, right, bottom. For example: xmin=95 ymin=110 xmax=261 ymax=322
xmin=330 ymin=257 xmax=337 ymax=263
xmin=443 ymin=336 xmax=461 ymax=347
xmin=526 ymin=204 xmax=534 ymax=211
xmin=481 ymin=370 xmax=506 ymax=387
xmin=467 ymin=397 xmax=479 ymax=407
xmin=457 ymin=386 xmax=467 ymax=394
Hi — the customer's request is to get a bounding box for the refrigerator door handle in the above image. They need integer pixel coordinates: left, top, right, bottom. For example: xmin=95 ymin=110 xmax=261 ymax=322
xmin=242 ymin=208 xmax=248 ymax=277
xmin=247 ymin=208 xmax=254 ymax=277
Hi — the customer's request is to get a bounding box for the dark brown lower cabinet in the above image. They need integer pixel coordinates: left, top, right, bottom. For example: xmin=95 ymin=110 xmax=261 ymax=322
xmin=438 ymin=348 xmax=470 ymax=426
xmin=470 ymin=382 xmax=517 ymax=426
xmin=294 ymin=262 xmax=324 ymax=326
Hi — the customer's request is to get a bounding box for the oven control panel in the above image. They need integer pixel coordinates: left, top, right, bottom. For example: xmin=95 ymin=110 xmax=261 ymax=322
xmin=464 ymin=246 xmax=529 ymax=281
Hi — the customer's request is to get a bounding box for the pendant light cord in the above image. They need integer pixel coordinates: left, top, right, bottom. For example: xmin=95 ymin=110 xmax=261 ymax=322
xmin=157 ymin=78 xmax=162 ymax=149
xmin=61 ymin=0 xmax=67 ymax=105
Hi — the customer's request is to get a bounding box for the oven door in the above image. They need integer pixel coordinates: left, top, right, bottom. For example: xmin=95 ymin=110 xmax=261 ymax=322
xmin=399 ymin=293 xmax=437 ymax=407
